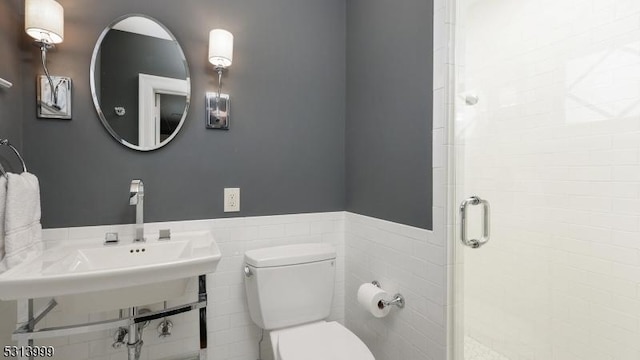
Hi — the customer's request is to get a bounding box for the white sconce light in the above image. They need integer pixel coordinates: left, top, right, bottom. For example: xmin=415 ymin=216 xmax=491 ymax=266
xmin=25 ymin=0 xmax=72 ymax=119
xmin=206 ymin=29 xmax=233 ymax=129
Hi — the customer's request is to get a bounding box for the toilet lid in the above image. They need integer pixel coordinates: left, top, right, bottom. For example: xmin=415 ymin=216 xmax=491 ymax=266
xmin=277 ymin=322 xmax=374 ymax=360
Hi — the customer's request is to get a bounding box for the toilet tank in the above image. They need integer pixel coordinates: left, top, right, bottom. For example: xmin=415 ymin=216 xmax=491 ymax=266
xmin=244 ymin=243 xmax=336 ymax=330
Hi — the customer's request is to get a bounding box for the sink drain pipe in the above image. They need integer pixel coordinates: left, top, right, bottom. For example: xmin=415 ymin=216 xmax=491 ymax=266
xmin=127 ymin=307 xmax=144 ymax=360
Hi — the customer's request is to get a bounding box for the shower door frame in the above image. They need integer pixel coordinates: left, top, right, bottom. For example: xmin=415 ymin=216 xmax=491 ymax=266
xmin=439 ymin=1 xmax=505 ymax=359
xmin=434 ymin=0 xmax=471 ymax=359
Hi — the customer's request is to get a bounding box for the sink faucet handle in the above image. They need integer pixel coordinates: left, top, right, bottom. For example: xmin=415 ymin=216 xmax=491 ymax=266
xmin=159 ymin=229 xmax=171 ymax=241
xmin=104 ymin=232 xmax=119 ymax=245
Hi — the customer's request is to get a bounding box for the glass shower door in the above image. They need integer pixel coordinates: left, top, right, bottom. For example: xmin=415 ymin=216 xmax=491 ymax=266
xmin=454 ymin=0 xmax=640 ymax=359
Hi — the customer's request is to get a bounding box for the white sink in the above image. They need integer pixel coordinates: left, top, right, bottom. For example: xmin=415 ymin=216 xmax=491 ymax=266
xmin=45 ymin=239 xmax=192 ymax=274
xmin=0 ymin=230 xmax=221 ymax=308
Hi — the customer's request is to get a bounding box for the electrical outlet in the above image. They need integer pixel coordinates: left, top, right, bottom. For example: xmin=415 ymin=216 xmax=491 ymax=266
xmin=224 ymin=188 xmax=240 ymax=212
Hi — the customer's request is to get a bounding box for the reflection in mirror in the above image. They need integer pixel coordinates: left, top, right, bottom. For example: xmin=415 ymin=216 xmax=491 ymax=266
xmin=90 ymin=15 xmax=190 ymax=151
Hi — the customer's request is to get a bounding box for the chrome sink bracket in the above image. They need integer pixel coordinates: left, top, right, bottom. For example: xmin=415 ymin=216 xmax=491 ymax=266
xmin=198 ymin=274 xmax=208 ymax=360
xmin=12 ymin=277 xmax=209 ymax=344
xmin=28 ymin=299 xmax=34 ymax=360
xmin=30 ymin=299 xmax=57 ymax=330
xmin=13 ymin=299 xmax=207 ymax=341
xmin=14 ymin=299 xmax=32 ymax=360
xmin=15 ymin=298 xmax=58 ymax=337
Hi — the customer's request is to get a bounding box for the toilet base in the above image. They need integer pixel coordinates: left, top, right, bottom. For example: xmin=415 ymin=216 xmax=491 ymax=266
xmin=268 ymin=321 xmax=374 ymax=360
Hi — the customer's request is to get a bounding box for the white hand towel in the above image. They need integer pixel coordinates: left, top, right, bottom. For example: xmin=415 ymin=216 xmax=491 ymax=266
xmin=0 ymin=176 xmax=6 ymax=273
xmin=0 ymin=172 xmax=42 ymax=271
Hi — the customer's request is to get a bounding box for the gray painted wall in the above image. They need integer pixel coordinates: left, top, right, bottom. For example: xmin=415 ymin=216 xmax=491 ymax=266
xmin=15 ymin=0 xmax=433 ymax=230
xmin=21 ymin=0 xmax=347 ymax=228
xmin=346 ymin=0 xmax=433 ymax=229
xmin=0 ymin=0 xmax=23 ymax=169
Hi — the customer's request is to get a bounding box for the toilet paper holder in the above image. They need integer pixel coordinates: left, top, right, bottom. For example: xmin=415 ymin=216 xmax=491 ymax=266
xmin=371 ymin=281 xmax=405 ymax=309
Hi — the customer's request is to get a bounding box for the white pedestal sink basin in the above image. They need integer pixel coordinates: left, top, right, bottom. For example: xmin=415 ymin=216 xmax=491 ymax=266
xmin=0 ymin=230 xmax=221 ymax=311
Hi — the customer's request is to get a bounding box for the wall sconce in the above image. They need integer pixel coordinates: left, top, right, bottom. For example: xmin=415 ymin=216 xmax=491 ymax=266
xmin=206 ymin=29 xmax=233 ymax=129
xmin=25 ymin=0 xmax=72 ymax=119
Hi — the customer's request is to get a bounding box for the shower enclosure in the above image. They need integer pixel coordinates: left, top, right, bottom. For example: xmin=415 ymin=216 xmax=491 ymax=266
xmin=451 ymin=0 xmax=640 ymax=359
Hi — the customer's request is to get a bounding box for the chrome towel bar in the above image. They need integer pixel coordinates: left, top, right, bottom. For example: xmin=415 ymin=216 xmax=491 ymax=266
xmin=0 ymin=139 xmax=27 ymax=178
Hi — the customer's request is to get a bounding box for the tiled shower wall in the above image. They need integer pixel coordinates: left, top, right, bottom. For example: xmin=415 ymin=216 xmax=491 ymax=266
xmin=458 ymin=0 xmax=640 ymax=358
xmin=25 ymin=212 xmax=345 ymax=360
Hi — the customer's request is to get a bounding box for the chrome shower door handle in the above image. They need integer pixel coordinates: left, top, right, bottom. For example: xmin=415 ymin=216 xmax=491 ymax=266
xmin=460 ymin=196 xmax=490 ymax=248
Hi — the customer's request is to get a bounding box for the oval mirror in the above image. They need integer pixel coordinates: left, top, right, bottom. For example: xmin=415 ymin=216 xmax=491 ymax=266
xmin=90 ymin=15 xmax=190 ymax=151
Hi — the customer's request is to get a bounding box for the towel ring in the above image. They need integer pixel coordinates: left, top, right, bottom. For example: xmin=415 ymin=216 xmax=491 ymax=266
xmin=0 ymin=139 xmax=27 ymax=175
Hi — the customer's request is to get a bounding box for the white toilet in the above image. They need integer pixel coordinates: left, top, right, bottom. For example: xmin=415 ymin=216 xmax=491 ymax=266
xmin=244 ymin=243 xmax=374 ymax=360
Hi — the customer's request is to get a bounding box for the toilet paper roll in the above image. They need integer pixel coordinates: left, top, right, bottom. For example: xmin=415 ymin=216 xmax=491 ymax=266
xmin=357 ymin=283 xmax=391 ymax=318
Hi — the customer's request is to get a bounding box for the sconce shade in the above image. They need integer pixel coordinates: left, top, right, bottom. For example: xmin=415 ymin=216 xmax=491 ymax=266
xmin=25 ymin=0 xmax=64 ymax=44
xmin=208 ymin=29 xmax=233 ymax=68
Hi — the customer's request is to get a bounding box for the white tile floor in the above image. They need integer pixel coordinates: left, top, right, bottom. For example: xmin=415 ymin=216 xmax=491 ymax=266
xmin=465 ymin=337 xmax=510 ymax=360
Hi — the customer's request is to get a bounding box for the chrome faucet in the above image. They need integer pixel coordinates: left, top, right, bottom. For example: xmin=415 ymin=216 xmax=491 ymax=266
xmin=129 ymin=179 xmax=145 ymax=242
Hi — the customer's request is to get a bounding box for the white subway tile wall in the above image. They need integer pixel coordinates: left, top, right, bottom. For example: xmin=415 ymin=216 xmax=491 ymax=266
xmin=31 ymin=212 xmax=345 ymax=360
xmin=345 ymin=213 xmax=446 ymax=360
xmin=20 ymin=208 xmax=451 ymax=360
xmin=457 ymin=0 xmax=640 ymax=359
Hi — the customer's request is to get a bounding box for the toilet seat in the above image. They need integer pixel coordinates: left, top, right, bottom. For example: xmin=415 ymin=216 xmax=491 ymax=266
xmin=272 ymin=321 xmax=374 ymax=360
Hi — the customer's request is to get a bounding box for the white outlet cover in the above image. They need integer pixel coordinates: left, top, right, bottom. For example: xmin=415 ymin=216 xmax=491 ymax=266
xmin=224 ymin=188 xmax=240 ymax=212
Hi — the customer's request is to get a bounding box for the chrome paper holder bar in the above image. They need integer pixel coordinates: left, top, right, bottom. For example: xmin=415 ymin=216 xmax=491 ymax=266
xmin=460 ymin=195 xmax=490 ymax=248
xmin=371 ymin=281 xmax=405 ymax=309
xmin=380 ymin=294 xmax=405 ymax=309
